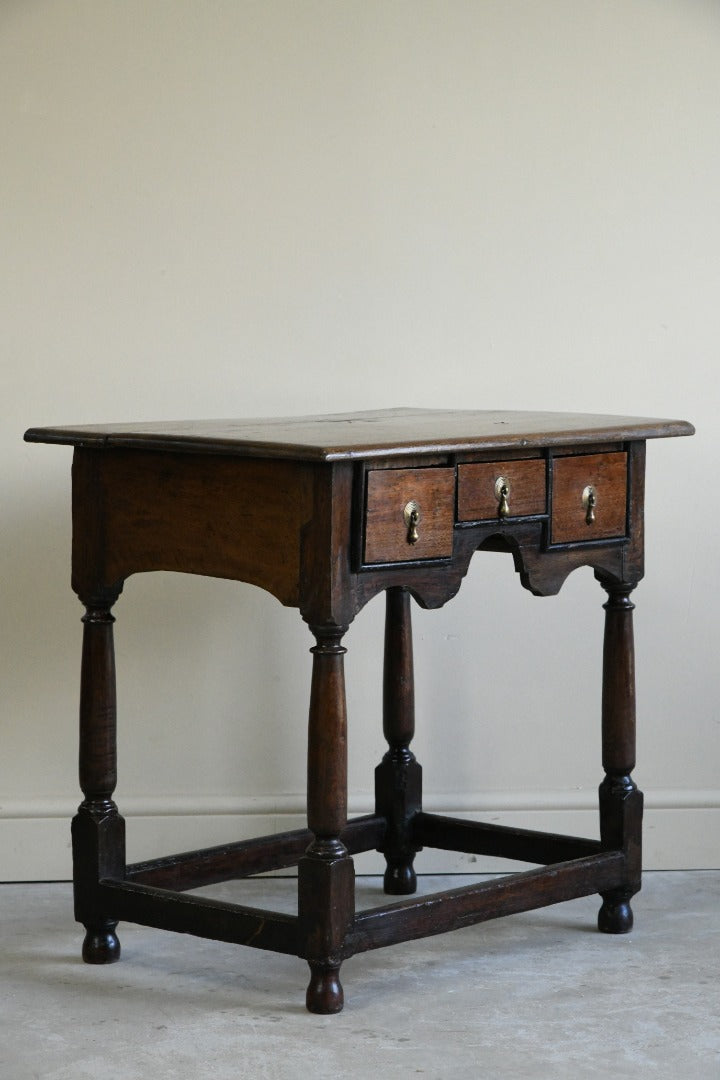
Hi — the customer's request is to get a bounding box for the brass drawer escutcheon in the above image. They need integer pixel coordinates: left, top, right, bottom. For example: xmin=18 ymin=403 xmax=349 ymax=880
xmin=403 ymin=500 xmax=421 ymax=544
xmin=582 ymin=484 xmax=597 ymax=525
xmin=494 ymin=476 xmax=510 ymax=519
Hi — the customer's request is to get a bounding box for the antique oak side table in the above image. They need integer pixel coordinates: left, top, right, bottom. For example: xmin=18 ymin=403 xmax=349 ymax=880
xmin=25 ymin=408 xmax=693 ymax=1013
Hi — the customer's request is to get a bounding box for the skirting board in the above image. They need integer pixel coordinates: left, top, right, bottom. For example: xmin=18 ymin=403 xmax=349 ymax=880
xmin=1 ymin=791 xmax=718 ymax=880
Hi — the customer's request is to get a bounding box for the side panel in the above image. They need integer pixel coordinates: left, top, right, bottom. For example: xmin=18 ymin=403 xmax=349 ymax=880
xmin=71 ymin=448 xmax=314 ymax=606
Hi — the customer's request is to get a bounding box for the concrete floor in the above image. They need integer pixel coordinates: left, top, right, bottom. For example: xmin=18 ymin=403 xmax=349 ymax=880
xmin=1 ymin=873 xmax=718 ymax=1080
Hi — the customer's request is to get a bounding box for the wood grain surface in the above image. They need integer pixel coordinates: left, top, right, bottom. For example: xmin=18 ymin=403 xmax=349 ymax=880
xmin=25 ymin=407 xmax=695 ymax=461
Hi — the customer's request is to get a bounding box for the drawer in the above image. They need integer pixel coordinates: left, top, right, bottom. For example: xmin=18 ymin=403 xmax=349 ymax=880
xmin=364 ymin=467 xmax=455 ymax=564
xmin=551 ymin=452 xmax=627 ymax=544
xmin=458 ymin=459 xmax=546 ymax=522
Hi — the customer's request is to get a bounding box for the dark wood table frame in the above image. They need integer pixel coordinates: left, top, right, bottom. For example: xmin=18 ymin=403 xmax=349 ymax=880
xmin=25 ymin=409 xmax=693 ymax=1013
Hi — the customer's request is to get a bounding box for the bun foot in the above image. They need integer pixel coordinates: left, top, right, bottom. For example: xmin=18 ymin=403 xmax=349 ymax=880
xmin=82 ymin=922 xmax=121 ymax=964
xmin=306 ymin=964 xmax=344 ymax=1014
xmin=598 ymin=893 xmax=634 ymax=934
xmin=383 ymin=861 xmax=417 ymax=895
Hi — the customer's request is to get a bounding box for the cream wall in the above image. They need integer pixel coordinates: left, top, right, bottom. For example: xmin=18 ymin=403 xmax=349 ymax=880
xmin=1 ymin=1 xmax=717 ymax=879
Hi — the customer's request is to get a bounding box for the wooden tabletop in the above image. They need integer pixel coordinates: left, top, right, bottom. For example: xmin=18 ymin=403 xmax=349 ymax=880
xmin=24 ymin=408 xmax=694 ymax=462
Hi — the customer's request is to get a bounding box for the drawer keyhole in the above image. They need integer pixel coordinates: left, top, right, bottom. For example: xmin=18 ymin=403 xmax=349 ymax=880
xmin=494 ymin=476 xmax=511 ymax=519
xmin=403 ymin=500 xmax=421 ymax=545
xmin=582 ymin=485 xmax=597 ymax=525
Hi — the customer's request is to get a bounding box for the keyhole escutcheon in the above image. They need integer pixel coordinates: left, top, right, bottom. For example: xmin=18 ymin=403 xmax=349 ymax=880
xmin=403 ymin=500 xmax=421 ymax=545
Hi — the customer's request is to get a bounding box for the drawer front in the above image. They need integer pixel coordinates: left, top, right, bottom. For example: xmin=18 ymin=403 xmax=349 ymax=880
xmin=551 ymin=452 xmax=627 ymax=544
xmin=364 ymin=467 xmax=455 ymax=564
xmin=457 ymin=459 xmax=546 ymax=521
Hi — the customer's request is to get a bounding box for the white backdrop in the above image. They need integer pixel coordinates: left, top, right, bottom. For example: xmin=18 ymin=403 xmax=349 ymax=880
xmin=1 ymin=1 xmax=716 ymax=878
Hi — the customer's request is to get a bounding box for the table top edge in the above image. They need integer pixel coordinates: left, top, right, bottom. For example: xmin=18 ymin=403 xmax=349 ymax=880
xmin=23 ymin=409 xmax=695 ymax=461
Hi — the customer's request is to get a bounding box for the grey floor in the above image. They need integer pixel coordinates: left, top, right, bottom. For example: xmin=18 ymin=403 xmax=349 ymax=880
xmin=1 ymin=873 xmax=718 ymax=1080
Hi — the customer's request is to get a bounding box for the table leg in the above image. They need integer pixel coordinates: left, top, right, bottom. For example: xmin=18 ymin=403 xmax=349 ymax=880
xmin=298 ymin=627 xmax=355 ymax=1013
xmin=375 ymin=587 xmax=422 ymax=895
xmin=597 ymin=581 xmax=643 ymax=933
xmin=72 ymin=600 xmax=126 ymax=963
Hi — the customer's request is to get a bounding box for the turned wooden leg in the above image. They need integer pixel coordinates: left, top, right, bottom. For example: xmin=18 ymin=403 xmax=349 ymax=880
xmin=298 ymin=627 xmax=354 ymax=1014
xmin=72 ymin=599 xmax=126 ymax=963
xmin=596 ymin=581 xmax=643 ymax=934
xmin=375 ymin=588 xmax=422 ymax=895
